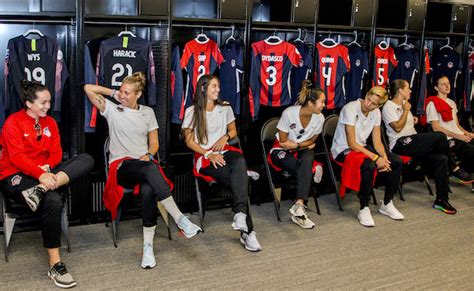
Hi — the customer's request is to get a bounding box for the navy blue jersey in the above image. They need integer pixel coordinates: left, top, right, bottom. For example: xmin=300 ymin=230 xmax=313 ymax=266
xmin=171 ymin=44 xmax=185 ymax=124
xmin=0 ymin=93 xmax=4 ymax=129
xmin=290 ymin=42 xmax=312 ymax=103
xmin=430 ymin=47 xmax=462 ymax=101
xmin=4 ymin=35 xmax=68 ymax=119
xmin=392 ymin=46 xmax=419 ymax=87
xmin=344 ymin=44 xmax=368 ymax=103
xmin=417 ymin=49 xmax=430 ymax=115
xmin=219 ymin=40 xmax=243 ymax=114
xmin=97 ymin=36 xmax=156 ymax=106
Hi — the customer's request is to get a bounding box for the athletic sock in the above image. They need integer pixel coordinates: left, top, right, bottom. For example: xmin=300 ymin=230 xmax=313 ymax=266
xmin=160 ymin=196 xmax=184 ymax=223
xmin=143 ymin=225 xmax=156 ymax=245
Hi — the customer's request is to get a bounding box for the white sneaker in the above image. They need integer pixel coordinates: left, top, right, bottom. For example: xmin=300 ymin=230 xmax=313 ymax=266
xmin=232 ymin=212 xmax=248 ymax=233
xmin=357 ymin=207 xmax=375 ymax=227
xmin=289 ymin=203 xmax=315 ymax=229
xmin=141 ymin=242 xmax=156 ymax=269
xmin=313 ymin=165 xmax=323 ymax=183
xmin=379 ymin=200 xmax=404 ymax=220
xmin=240 ymin=231 xmax=262 ymax=252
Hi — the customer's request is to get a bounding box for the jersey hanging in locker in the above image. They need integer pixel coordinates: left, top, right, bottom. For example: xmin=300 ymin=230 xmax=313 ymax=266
xmin=315 ymin=42 xmax=350 ymax=109
xmin=180 ymin=38 xmax=224 ymax=110
xmin=96 ymin=36 xmax=156 ymax=106
xmin=3 ymin=35 xmax=68 ymax=121
xmin=392 ymin=46 xmax=419 ymax=87
xmin=344 ymin=44 xmax=368 ymax=103
xmin=171 ymin=44 xmax=185 ymax=124
xmin=219 ymin=39 xmax=244 ymax=115
xmin=430 ymin=47 xmax=462 ymax=101
xmin=290 ymin=41 xmax=312 ymax=104
xmin=372 ymin=45 xmax=397 ymax=88
xmin=249 ymin=39 xmax=302 ymax=120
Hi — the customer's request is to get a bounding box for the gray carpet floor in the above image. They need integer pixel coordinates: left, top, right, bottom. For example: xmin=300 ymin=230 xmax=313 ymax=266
xmin=1 ymin=180 xmax=474 ymax=290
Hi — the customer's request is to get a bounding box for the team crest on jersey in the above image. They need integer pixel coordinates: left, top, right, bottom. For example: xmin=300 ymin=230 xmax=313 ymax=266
xmin=231 ymin=59 xmax=236 ymax=67
xmin=396 ymin=107 xmax=402 ymax=113
xmin=10 ymin=175 xmax=22 ymax=186
xmin=57 ymin=49 xmax=64 ymax=61
xmin=355 ymin=114 xmax=359 ymax=122
xmin=116 ymin=107 xmax=124 ymax=112
xmin=299 ymin=59 xmax=304 ymax=66
xmin=404 ymin=61 xmax=411 ymax=68
xmin=43 ymin=127 xmax=51 ymax=137
xmin=289 ymin=123 xmax=296 ymax=130
xmin=277 ymin=151 xmax=286 ymax=159
xmin=448 ymin=62 xmax=454 ymax=68
xmin=355 ymin=59 xmax=361 ymax=67
xmin=5 ymin=48 xmax=9 ymax=60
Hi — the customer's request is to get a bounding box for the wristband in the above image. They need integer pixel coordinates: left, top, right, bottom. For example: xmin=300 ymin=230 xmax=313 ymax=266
xmin=204 ymin=150 xmax=213 ymax=159
xmin=111 ymin=89 xmax=116 ymax=99
xmin=373 ymin=154 xmax=379 ymax=162
xmin=146 ymin=152 xmax=154 ymax=161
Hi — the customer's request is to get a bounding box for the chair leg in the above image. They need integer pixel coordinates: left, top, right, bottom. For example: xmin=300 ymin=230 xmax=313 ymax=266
xmin=326 ymin=158 xmax=343 ymax=211
xmin=273 ymin=188 xmax=282 ymax=221
xmin=424 ymin=175 xmax=434 ymax=196
xmin=194 ymin=178 xmax=205 ymax=230
xmin=3 ymin=213 xmax=15 ymax=262
xmin=311 ymin=185 xmax=321 ymax=215
xmin=398 ymin=184 xmax=405 ymax=201
xmin=60 ymin=207 xmax=71 ymax=253
xmin=111 ymin=207 xmax=122 ymax=248
xmin=157 ymin=201 xmax=172 ymax=241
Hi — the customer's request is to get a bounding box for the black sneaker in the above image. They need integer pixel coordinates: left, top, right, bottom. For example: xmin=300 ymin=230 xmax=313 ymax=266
xmin=452 ymin=168 xmax=474 ymax=184
xmin=48 ymin=262 xmax=77 ymax=288
xmin=433 ymin=199 xmax=457 ymax=215
xmin=21 ymin=185 xmax=45 ymax=212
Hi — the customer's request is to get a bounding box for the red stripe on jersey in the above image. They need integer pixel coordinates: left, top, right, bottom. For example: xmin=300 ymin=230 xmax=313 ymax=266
xmin=373 ymin=45 xmax=397 ymax=88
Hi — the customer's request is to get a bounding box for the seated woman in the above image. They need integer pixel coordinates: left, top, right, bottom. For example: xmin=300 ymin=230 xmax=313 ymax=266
xmin=182 ymin=74 xmax=262 ymax=252
xmin=382 ymin=79 xmax=463 ymax=214
xmin=426 ymin=76 xmax=474 ymax=187
xmin=0 ymin=81 xmax=94 ymax=289
xmin=84 ymin=72 xmax=201 ymax=269
xmin=331 ymin=86 xmax=403 ymax=227
xmin=269 ymin=80 xmax=325 ymax=229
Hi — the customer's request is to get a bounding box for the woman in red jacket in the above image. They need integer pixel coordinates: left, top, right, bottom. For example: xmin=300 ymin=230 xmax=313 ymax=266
xmin=0 ymin=81 xmax=94 ymax=288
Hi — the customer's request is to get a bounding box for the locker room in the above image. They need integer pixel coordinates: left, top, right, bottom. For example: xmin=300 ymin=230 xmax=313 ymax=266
xmin=1 ymin=0 xmax=474 ymax=289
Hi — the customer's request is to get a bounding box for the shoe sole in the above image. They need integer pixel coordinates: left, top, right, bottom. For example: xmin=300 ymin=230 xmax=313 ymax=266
xmin=21 ymin=191 xmax=38 ymax=212
xmin=231 ymin=222 xmax=248 ymax=233
xmin=48 ymin=272 xmax=77 ymax=289
xmin=379 ymin=209 xmax=404 ymax=220
xmin=452 ymin=177 xmax=474 ymax=185
xmin=433 ymin=205 xmax=457 ymax=214
xmin=179 ymin=228 xmax=202 ymax=239
xmin=239 ymin=237 xmax=262 ymax=252
xmin=290 ymin=215 xmax=315 ymax=229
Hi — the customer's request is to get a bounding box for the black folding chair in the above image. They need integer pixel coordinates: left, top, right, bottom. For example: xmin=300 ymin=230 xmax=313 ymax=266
xmin=103 ymin=137 xmax=171 ymax=248
xmin=260 ymin=118 xmax=320 ymax=221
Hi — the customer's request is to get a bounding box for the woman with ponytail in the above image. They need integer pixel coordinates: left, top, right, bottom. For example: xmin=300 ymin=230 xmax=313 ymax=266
xmin=269 ymin=80 xmax=325 ymax=229
xmin=85 ymin=72 xmax=201 ymax=270
xmin=182 ymin=74 xmax=262 ymax=252
xmin=0 ymin=80 xmax=94 ymax=288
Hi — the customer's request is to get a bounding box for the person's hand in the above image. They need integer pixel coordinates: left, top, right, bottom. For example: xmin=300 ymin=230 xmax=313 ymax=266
xmin=467 ymin=132 xmax=474 ymax=139
xmin=139 ymin=154 xmax=151 ymax=161
xmin=413 ymin=116 xmax=419 ymax=124
xmin=212 ymin=136 xmax=228 ymax=151
xmin=38 ymin=164 xmax=51 ymax=172
xmin=208 ymin=153 xmax=226 ymax=168
xmin=402 ymin=101 xmax=412 ymax=112
xmin=456 ymin=133 xmax=472 ymax=143
xmin=376 ymin=156 xmax=392 ymax=172
xmin=39 ymin=172 xmax=57 ymax=190
xmin=307 ymin=143 xmax=316 ymax=150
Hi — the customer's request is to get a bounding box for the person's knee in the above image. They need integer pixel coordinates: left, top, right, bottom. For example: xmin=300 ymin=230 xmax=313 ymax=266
xmin=79 ymin=153 xmax=95 ymax=170
xmin=390 ymin=156 xmax=403 ymax=171
xmin=42 ymin=192 xmax=63 ymax=212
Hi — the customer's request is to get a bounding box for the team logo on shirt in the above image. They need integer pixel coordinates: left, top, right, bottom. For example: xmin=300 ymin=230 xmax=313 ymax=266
xmin=5 ymin=49 xmax=9 ymax=60
xmin=396 ymin=107 xmax=402 ymax=113
xmin=231 ymin=59 xmax=236 ymax=67
xmin=289 ymin=123 xmax=296 ymax=130
xmin=277 ymin=151 xmax=286 ymax=159
xmin=355 ymin=59 xmax=361 ymax=67
xmin=43 ymin=127 xmax=51 ymax=137
xmin=402 ymin=137 xmax=412 ymax=145
xmin=355 ymin=114 xmax=359 ymax=122
xmin=116 ymin=107 xmax=124 ymax=112
xmin=404 ymin=61 xmax=411 ymax=68
xmin=10 ymin=175 xmax=22 ymax=186
xmin=448 ymin=62 xmax=454 ymax=68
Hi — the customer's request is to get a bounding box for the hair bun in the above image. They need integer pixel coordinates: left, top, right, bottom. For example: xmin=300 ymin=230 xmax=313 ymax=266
xmin=302 ymin=79 xmax=313 ymax=89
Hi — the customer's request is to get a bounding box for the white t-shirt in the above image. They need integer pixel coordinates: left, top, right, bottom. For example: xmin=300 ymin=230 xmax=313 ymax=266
xmin=426 ymin=98 xmax=464 ymax=139
xmin=382 ymin=100 xmax=417 ymax=150
xmin=101 ymin=99 xmax=159 ymax=164
xmin=331 ymin=99 xmax=381 ymax=158
xmin=275 ymin=105 xmax=324 ymax=144
xmin=182 ymin=104 xmax=235 ymax=150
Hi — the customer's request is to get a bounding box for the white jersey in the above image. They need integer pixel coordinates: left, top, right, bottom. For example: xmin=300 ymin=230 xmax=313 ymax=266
xmin=101 ymin=99 xmax=158 ymax=164
xmin=382 ymin=100 xmax=417 ymax=150
xmin=426 ymin=98 xmax=464 ymax=140
xmin=331 ymin=99 xmax=381 ymax=158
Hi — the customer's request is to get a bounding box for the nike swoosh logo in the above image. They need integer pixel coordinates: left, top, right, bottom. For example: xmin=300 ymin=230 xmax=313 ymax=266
xmin=24 ymin=133 xmax=29 ymax=137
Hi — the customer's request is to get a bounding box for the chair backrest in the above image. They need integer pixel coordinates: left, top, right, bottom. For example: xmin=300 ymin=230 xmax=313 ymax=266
xmin=322 ymin=114 xmax=339 ymax=139
xmin=104 ymin=137 xmax=111 ymax=177
xmin=260 ymin=118 xmax=280 ymax=143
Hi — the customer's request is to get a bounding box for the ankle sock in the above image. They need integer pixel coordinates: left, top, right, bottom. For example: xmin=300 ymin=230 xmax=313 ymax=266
xmin=143 ymin=225 xmax=156 ymax=245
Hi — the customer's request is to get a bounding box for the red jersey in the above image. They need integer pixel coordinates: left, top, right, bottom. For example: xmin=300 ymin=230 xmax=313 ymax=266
xmin=315 ymin=43 xmax=350 ymax=109
xmin=0 ymin=110 xmax=62 ymax=179
xmin=180 ymin=39 xmax=224 ymax=109
xmin=249 ymin=39 xmax=301 ymax=120
xmin=372 ymin=45 xmax=398 ymax=88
